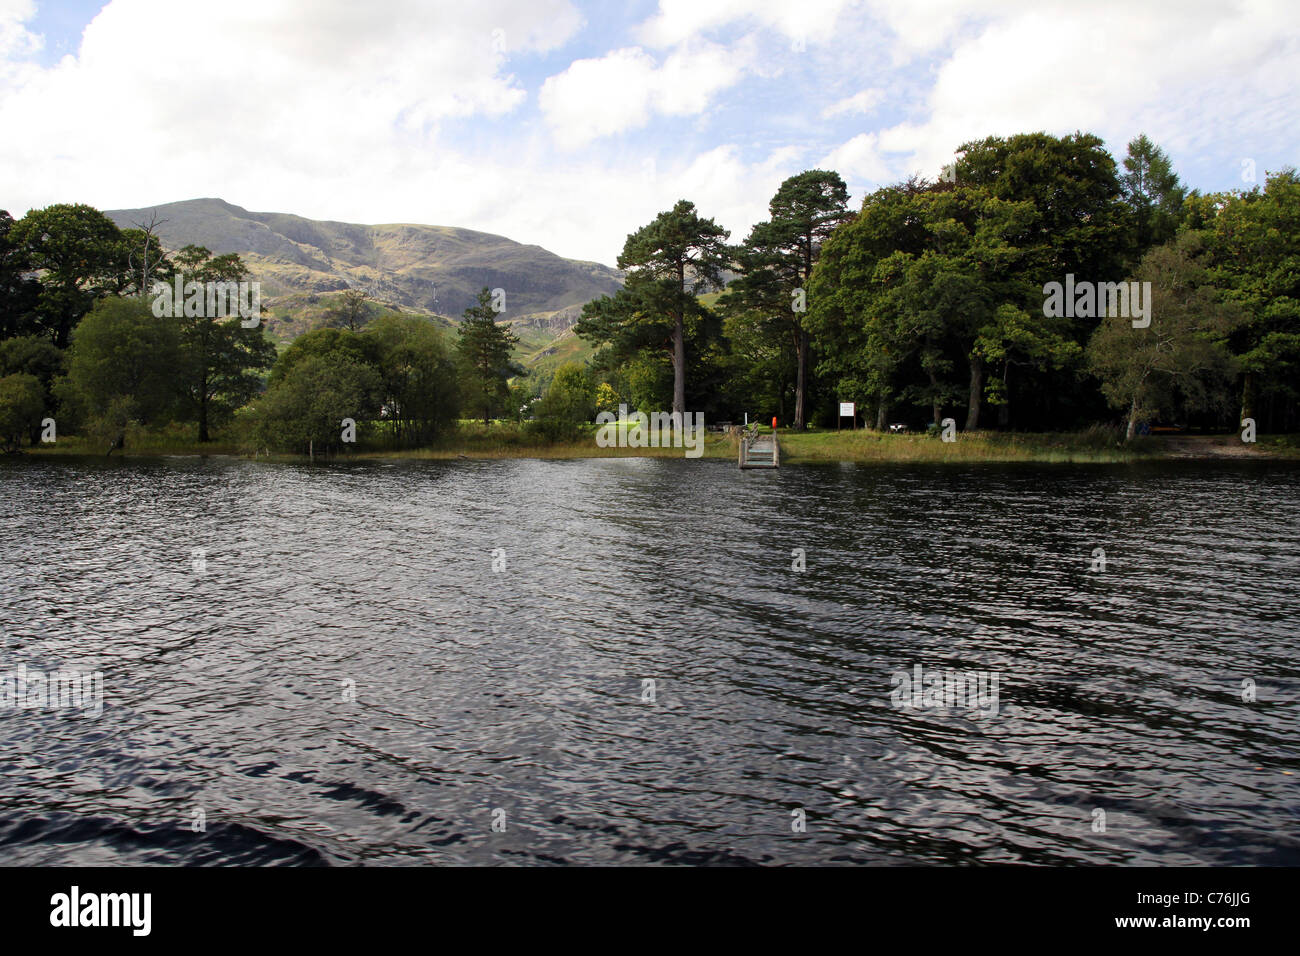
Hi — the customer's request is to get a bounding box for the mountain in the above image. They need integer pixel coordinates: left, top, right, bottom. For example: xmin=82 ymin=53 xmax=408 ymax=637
xmin=104 ymin=199 xmax=622 ymax=344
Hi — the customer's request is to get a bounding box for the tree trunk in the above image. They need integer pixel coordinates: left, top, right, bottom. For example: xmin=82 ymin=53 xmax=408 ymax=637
xmin=965 ymin=354 xmax=983 ymax=431
xmin=1240 ymin=371 xmax=1256 ymax=424
xmin=198 ymin=396 xmax=210 ymax=443
xmin=997 ymin=363 xmax=1010 ymax=429
xmin=793 ymin=329 xmax=809 ymax=430
xmin=876 ymin=401 xmax=887 ymax=431
xmin=671 ymin=311 xmax=686 ymax=416
xmin=672 ymin=263 xmax=687 ymax=418
xmin=1125 ymin=395 xmax=1139 ymax=441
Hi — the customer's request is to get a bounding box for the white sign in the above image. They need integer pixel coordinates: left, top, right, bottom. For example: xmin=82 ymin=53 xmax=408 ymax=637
xmin=839 ymin=403 xmax=855 ymax=418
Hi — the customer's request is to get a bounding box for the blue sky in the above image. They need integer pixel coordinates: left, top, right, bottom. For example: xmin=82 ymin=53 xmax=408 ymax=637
xmin=20 ymin=0 xmax=97 ymax=64
xmin=1 ymin=0 xmax=1297 ymax=264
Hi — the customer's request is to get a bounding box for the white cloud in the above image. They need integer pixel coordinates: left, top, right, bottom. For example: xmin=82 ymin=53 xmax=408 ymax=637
xmin=667 ymin=144 xmax=808 ymax=234
xmin=539 ymin=39 xmax=754 ymax=146
xmin=820 ymin=132 xmax=896 ymax=185
xmin=0 ymin=0 xmax=40 ymax=67
xmin=638 ymin=0 xmax=860 ymax=47
xmin=0 ymin=0 xmax=584 ymax=206
xmin=538 ymin=48 xmax=659 ymax=145
xmin=1 ymin=0 xmax=1296 ymax=268
xmin=467 ymin=143 xmax=809 ymax=263
xmin=822 ymin=0 xmax=1300 ymax=192
xmin=862 ymin=0 xmax=994 ymax=61
xmin=821 ymin=88 xmax=883 ymax=119
xmin=0 ymin=0 xmax=801 ymax=265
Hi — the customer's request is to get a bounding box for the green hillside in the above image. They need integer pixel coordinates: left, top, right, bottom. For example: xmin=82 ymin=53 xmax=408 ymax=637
xmin=106 ymin=198 xmax=622 ymax=356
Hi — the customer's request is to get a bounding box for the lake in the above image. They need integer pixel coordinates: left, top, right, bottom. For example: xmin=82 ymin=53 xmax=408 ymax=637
xmin=1 ymin=455 xmax=1297 ymax=865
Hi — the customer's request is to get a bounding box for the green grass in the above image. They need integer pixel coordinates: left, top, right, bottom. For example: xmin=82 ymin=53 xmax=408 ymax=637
xmin=18 ymin=422 xmax=1300 ymax=464
xmin=360 ymin=422 xmax=732 ymax=460
xmin=1257 ymin=433 xmax=1300 ymax=454
xmin=772 ymin=428 xmax=1165 ymax=464
xmin=23 ymin=422 xmax=244 ymax=457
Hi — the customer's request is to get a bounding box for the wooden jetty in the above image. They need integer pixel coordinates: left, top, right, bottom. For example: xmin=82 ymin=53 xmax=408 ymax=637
xmin=739 ymin=428 xmax=780 ymax=469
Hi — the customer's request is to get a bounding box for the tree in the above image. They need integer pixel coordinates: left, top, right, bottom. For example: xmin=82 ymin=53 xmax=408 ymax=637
xmin=526 ymin=362 xmax=595 ymax=440
xmin=457 ymin=287 xmax=522 ymax=425
xmin=577 ymin=279 xmax=674 ymax=407
xmin=56 ymin=297 xmax=181 ymax=452
xmin=1202 ymin=168 xmax=1300 ymax=428
xmin=270 ymin=326 xmax=379 ymax=387
xmin=955 ymin=132 xmax=1127 ymax=428
xmin=534 ymin=362 xmax=595 ymax=424
xmin=122 ymin=211 xmax=172 ymax=297
xmin=809 ymin=135 xmax=1126 ymax=432
xmin=732 ymin=170 xmax=850 ymax=428
xmin=1120 ymin=134 xmax=1187 ymax=257
xmin=594 ymin=382 xmax=620 ymax=415
xmin=718 ymin=300 xmax=794 ymax=423
xmin=807 ymin=177 xmax=1048 ymax=430
xmin=508 ymin=382 xmax=536 ymax=424
xmin=0 ymin=210 xmax=40 ymax=340
xmin=958 ymin=132 xmax=1127 ymax=283
xmin=252 ymin=353 xmax=381 ymax=455
xmin=1087 ymin=234 xmax=1237 ymax=439
xmin=10 ymin=204 xmax=129 ymax=347
xmin=329 ymin=287 xmax=371 ymax=332
xmin=170 ymin=245 xmax=275 ymax=442
xmin=0 ymin=335 xmax=64 ymax=444
xmin=875 ymin=247 xmax=985 ymax=427
xmin=0 ymin=373 xmax=45 ymax=453
xmin=617 ymin=350 xmax=674 ymax=414
xmin=807 ymin=179 xmax=932 ymax=429
xmin=367 ymin=313 xmax=460 ymax=444
xmin=610 ymin=200 xmax=730 ymax=416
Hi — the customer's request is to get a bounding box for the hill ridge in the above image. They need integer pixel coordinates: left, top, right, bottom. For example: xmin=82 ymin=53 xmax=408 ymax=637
xmin=105 ymin=198 xmax=622 ymax=342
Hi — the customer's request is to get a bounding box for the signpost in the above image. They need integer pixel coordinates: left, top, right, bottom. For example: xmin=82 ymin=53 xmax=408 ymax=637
xmin=838 ymin=402 xmax=856 ymax=431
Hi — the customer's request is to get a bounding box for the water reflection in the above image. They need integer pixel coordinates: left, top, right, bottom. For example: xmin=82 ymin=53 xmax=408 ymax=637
xmin=0 ymin=455 xmax=1296 ymax=865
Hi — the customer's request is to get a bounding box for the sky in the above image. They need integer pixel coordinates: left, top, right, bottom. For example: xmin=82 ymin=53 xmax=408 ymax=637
xmin=1 ymin=0 xmax=1297 ymax=266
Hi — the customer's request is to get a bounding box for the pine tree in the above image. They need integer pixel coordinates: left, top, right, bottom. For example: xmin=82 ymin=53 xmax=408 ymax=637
xmin=1121 ymin=134 xmax=1187 ymax=257
xmin=457 ymin=287 xmax=521 ymax=425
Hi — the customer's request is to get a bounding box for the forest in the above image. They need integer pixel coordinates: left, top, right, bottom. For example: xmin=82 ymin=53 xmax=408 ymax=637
xmin=1 ymin=131 xmax=1296 ymax=456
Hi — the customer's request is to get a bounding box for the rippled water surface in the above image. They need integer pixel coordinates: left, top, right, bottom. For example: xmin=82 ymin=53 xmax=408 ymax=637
xmin=1 ymin=455 xmax=1297 ymax=865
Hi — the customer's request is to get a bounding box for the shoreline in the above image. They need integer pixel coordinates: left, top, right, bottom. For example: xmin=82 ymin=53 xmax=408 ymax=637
xmin=13 ymin=431 xmax=1298 ymax=465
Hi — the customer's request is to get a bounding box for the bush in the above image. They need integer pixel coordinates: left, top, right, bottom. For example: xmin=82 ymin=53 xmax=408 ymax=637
xmin=533 ymin=362 xmax=596 ymax=425
xmin=0 ymin=372 xmax=44 ymax=451
xmin=522 ymin=417 xmax=583 ymax=443
xmin=1078 ymin=423 xmax=1123 ymax=448
xmin=56 ymin=296 xmax=182 ymax=445
xmin=249 ymin=352 xmax=381 ymax=455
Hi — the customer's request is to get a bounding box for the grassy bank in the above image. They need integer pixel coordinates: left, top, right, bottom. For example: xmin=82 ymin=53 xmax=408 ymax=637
xmin=771 ymin=428 xmax=1166 ymax=463
xmin=17 ymin=422 xmax=1300 ymax=463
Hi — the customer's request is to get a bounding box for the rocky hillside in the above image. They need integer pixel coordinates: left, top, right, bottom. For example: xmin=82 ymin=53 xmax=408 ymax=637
xmin=105 ymin=198 xmax=622 ymax=341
